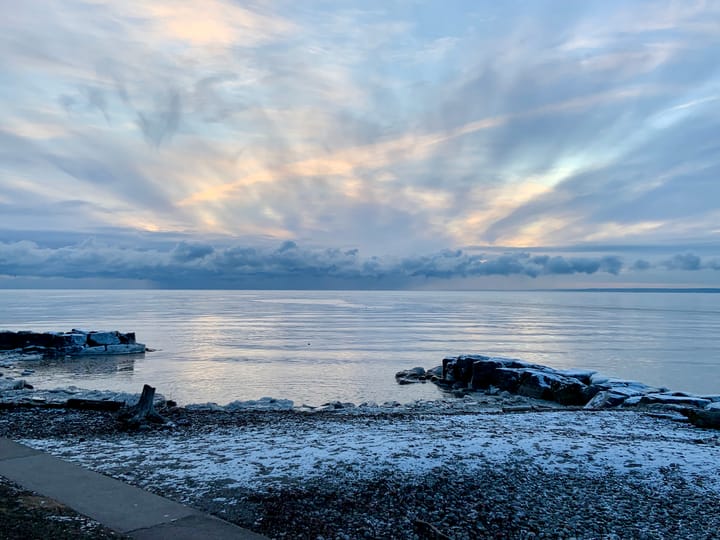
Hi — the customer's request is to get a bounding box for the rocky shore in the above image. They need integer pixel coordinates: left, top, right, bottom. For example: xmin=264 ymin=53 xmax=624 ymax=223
xmin=397 ymin=354 xmax=720 ymax=429
xmin=0 ymin=330 xmax=146 ymax=357
xmin=2 ymin=396 xmax=720 ymax=539
xmin=1 ymin=351 xmax=720 ymax=539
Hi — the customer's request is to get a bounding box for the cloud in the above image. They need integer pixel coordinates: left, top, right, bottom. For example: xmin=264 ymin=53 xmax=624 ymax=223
xmin=136 ymin=90 xmax=182 ymax=146
xmin=171 ymin=241 xmax=214 ymax=262
xmin=632 ymin=259 xmax=652 ymax=271
xmin=0 ymin=239 xmax=632 ymax=288
xmin=1 ymin=0 xmax=720 ymax=271
xmin=662 ymin=253 xmax=702 ymax=271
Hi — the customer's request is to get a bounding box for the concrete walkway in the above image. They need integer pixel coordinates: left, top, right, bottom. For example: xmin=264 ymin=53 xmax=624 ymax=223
xmin=0 ymin=438 xmax=268 ymax=539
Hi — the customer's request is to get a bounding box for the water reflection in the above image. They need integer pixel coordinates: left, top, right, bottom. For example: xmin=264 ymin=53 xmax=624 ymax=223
xmin=17 ymin=354 xmax=137 ymax=380
xmin=1 ymin=289 xmax=719 ymax=404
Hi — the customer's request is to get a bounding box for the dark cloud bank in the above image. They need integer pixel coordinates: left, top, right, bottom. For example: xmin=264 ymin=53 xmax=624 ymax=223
xmin=1 ymin=239 xmax=717 ymax=289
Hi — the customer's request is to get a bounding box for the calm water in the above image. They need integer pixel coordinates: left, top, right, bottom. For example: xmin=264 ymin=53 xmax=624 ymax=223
xmin=1 ymin=290 xmax=719 ymax=405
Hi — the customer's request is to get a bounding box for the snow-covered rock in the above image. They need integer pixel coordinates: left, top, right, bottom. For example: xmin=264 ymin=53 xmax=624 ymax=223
xmin=395 ymin=366 xmax=427 ymax=384
xmin=420 ymin=355 xmax=715 ymax=416
xmin=584 ymin=390 xmax=629 ymax=409
xmin=687 ymin=407 xmax=720 ymax=429
xmin=184 ymin=402 xmax=226 ymax=412
xmin=87 ymin=331 xmax=121 ymax=346
xmin=105 ymin=343 xmax=146 ymax=354
xmin=638 ymin=393 xmax=712 ymax=408
xmin=225 ymin=397 xmax=294 ymax=411
xmin=0 ymin=378 xmax=27 ymax=391
xmin=556 ymin=368 xmax=596 ymax=385
xmin=0 ymin=329 xmax=145 ymax=357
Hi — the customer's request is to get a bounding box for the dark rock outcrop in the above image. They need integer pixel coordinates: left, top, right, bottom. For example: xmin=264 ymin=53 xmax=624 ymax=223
xmin=395 ymin=367 xmax=428 ymax=384
xmin=400 ymin=354 xmax=719 ymax=428
xmin=686 ymin=406 xmax=720 ymax=429
xmin=437 ymin=355 xmax=593 ymax=405
xmin=0 ymin=330 xmax=146 ymax=357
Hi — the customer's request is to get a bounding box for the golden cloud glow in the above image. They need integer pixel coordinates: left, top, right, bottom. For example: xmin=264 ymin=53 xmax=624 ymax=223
xmin=101 ymin=0 xmax=295 ymax=47
xmin=500 ymin=216 xmax=573 ymax=247
xmin=583 ymin=221 xmax=665 ymax=242
xmin=177 ymin=87 xmax=652 ymax=212
xmin=445 ymin=181 xmax=555 ymax=246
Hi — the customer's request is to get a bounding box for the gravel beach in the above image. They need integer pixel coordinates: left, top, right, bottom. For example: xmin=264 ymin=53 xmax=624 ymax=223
xmin=2 ymin=401 xmax=719 ymax=540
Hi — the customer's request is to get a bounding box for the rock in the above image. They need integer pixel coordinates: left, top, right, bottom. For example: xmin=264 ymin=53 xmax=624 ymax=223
xmin=441 ymin=357 xmax=456 ymax=382
xmin=584 ymin=390 xmax=629 ymax=409
xmin=105 ymin=343 xmax=146 ymax=354
xmin=22 ymin=345 xmax=51 ymax=355
xmin=552 ymin=378 xmax=591 ymax=406
xmin=492 ymin=368 xmax=523 ymax=393
xmin=0 ymin=379 xmax=26 ymax=391
xmin=503 ymin=405 xmax=534 ymax=412
xmin=470 ymin=359 xmax=506 ymax=389
xmin=0 ymin=331 xmax=24 ymax=350
xmin=426 ymin=365 xmax=443 ymax=379
xmin=590 ymin=375 xmax=666 ymax=395
xmin=686 ymin=408 xmax=720 ymax=429
xmin=87 ymin=331 xmax=121 ymax=346
xmin=395 ymin=367 xmax=427 ymax=384
xmin=52 ymin=333 xmax=88 ymax=348
xmin=501 ymin=369 xmax=591 ymax=405
xmin=443 ymin=355 xmax=489 ymax=384
xmin=119 ymin=332 xmax=136 ymax=344
xmin=556 ymin=369 xmax=596 ymax=385
xmin=516 ymin=370 xmax=556 ymax=401
xmin=381 ymin=401 xmax=402 ymax=408
xmin=417 ymin=354 xmax=714 ymax=413
xmin=318 ymin=401 xmax=356 ymax=410
xmin=0 ymin=330 xmax=146 ymax=357
xmin=358 ymin=401 xmax=378 ymax=408
xmin=225 ymin=397 xmax=294 ymax=411
xmin=638 ymin=394 xmax=712 ymax=409
xmin=184 ymin=402 xmax=225 ymax=411
xmin=76 ymin=346 xmax=111 ymax=355
xmin=20 ymin=333 xmax=55 ymax=348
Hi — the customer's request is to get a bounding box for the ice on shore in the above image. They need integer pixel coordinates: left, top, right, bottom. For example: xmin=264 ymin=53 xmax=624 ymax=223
xmin=22 ymin=409 xmax=720 ymax=508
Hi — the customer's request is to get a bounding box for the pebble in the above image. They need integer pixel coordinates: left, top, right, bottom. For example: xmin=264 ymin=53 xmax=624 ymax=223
xmin=3 ymin=405 xmax=719 ymax=539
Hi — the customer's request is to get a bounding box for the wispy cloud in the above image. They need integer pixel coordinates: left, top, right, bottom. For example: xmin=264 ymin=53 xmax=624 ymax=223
xmin=2 ymin=1 xmax=720 ymax=286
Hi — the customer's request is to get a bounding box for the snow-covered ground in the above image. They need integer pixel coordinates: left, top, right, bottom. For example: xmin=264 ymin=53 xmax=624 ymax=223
xmin=23 ymin=410 xmax=720 ymax=499
xmin=6 ymin=405 xmax=718 ymax=538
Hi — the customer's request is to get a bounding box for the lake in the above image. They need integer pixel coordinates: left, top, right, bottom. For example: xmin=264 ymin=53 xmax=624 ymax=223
xmin=2 ymin=289 xmax=719 ymax=405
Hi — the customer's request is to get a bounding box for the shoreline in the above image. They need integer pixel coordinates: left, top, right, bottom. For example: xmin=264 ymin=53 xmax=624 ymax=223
xmin=2 ymin=345 xmax=720 ymax=538
xmin=2 ymin=399 xmax=720 ymax=539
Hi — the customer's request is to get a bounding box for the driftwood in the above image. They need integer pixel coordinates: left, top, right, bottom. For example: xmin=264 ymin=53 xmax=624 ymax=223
xmin=66 ymin=398 xmax=124 ymax=412
xmin=117 ymin=384 xmax=166 ymax=429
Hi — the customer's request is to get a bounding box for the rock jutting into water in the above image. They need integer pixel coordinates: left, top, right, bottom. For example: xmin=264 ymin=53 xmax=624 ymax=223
xmin=0 ymin=329 xmax=146 ymax=357
xmin=397 ymin=354 xmax=720 ymax=429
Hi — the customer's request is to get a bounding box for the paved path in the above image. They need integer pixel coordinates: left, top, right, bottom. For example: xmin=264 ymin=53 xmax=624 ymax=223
xmin=0 ymin=438 xmax=268 ymax=539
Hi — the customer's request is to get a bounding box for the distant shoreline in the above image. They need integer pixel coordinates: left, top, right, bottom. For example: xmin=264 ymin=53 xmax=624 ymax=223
xmin=2 ymin=286 xmax=720 ymax=292
xmin=539 ymin=287 xmax=720 ymax=293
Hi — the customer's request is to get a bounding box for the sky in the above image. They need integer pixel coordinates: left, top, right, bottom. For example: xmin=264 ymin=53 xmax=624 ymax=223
xmin=1 ymin=0 xmax=720 ymax=289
